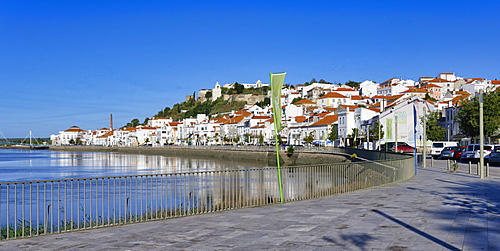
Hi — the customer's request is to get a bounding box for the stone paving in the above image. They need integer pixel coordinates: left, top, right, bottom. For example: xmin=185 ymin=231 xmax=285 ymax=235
xmin=1 ymin=161 xmax=499 ymax=250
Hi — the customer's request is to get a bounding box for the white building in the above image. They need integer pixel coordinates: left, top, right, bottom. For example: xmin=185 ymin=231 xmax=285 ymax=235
xmin=51 ymin=126 xmax=89 ymax=145
xmin=358 ymin=80 xmax=379 ymax=97
xmin=379 ymin=96 xmax=433 ymax=148
xmin=337 ymin=105 xmax=357 ymax=146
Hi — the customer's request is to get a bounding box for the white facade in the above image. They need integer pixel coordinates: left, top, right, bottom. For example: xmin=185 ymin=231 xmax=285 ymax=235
xmin=212 ymin=81 xmax=222 ymax=101
xmin=462 ymin=79 xmax=493 ymax=94
xmin=358 ymin=80 xmax=379 ymax=97
xmin=379 ymin=96 xmax=433 ymax=148
xmin=337 ymin=106 xmax=356 ymax=147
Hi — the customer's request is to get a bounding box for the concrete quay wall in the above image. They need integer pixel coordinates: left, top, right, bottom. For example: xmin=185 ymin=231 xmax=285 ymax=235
xmin=48 ymin=146 xmax=349 ymax=166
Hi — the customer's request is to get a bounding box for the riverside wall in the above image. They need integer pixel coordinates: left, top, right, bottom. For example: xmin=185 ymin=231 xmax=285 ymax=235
xmin=48 ymin=146 xmax=350 ymax=166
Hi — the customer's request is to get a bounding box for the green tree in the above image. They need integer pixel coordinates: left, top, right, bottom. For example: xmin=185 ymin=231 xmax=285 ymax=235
xmin=255 ymin=97 xmax=270 ymax=108
xmin=345 ymin=80 xmax=360 ymax=88
xmin=424 ymin=93 xmax=437 ymax=102
xmin=233 ymin=82 xmax=244 ymax=94
xmin=244 ymin=133 xmax=251 ymax=143
xmin=123 ymin=118 xmax=141 ymax=128
xmin=347 ymin=128 xmax=359 ymax=147
xmin=369 ymin=122 xmax=384 ymax=141
xmin=205 ymin=91 xmax=212 ymax=99
xmin=456 ymin=89 xmax=500 ymax=138
xmin=304 ymin=132 xmax=314 ymax=144
xmin=291 ymin=97 xmax=303 ymax=104
xmin=259 ymin=132 xmax=264 ymax=145
xmin=327 ymin=126 xmax=338 ymax=142
xmin=422 ymin=110 xmax=446 ymax=141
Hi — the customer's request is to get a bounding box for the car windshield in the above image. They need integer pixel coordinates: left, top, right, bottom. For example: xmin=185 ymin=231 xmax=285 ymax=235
xmin=467 ymin=145 xmax=478 ymax=151
xmin=443 ymin=147 xmax=455 ymax=151
xmin=433 ymin=143 xmax=444 ymax=148
xmin=494 ymin=147 xmax=500 ymax=153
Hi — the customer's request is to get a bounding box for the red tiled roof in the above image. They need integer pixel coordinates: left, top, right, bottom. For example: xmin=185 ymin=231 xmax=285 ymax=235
xmin=371 ymin=95 xmax=389 ymax=99
xmin=422 ymin=84 xmax=441 ymax=88
xmin=223 ymin=116 xmax=246 ymax=124
xmin=335 ymin=87 xmax=356 ymax=91
xmin=64 ymin=127 xmax=86 ymax=133
xmin=294 ymin=116 xmax=307 ymax=123
xmin=211 ymin=118 xmax=227 ymax=123
xmin=402 ymin=88 xmax=428 ymax=93
xmin=295 ymin=99 xmax=315 ymax=104
xmin=309 ymin=115 xmax=338 ymax=126
xmin=234 ymin=110 xmax=252 ymax=116
xmin=318 ymin=92 xmax=347 ymax=99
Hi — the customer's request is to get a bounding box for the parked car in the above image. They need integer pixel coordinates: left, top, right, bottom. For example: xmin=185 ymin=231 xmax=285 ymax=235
xmin=440 ymin=146 xmax=458 ymax=159
xmin=488 ymin=146 xmax=500 ymax=164
xmin=431 ymin=141 xmax=458 ymax=159
xmin=389 ymin=142 xmax=415 ymax=153
xmin=453 ymin=146 xmax=467 ymax=160
xmin=461 ymin=144 xmax=496 ymax=161
xmin=440 ymin=146 xmax=466 ymax=160
xmin=379 ymin=142 xmax=414 ymax=153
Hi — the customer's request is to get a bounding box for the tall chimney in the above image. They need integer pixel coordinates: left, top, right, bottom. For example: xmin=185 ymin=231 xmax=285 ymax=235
xmin=110 ymin=114 xmax=113 ymax=131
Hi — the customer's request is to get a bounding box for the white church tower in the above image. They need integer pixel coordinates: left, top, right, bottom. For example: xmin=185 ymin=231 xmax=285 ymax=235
xmin=212 ymin=81 xmax=222 ymax=101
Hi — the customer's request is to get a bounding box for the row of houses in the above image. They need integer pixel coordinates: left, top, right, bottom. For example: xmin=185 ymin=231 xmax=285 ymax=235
xmin=50 ymin=73 xmax=500 ymax=148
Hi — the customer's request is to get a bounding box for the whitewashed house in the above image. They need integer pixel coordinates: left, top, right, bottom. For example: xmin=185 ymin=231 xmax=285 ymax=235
xmin=337 ymin=105 xmax=357 ymax=147
xmin=317 ymin=92 xmax=350 ymax=108
xmin=51 ymin=126 xmax=89 ymax=145
xmin=358 ymin=80 xmax=379 ymax=97
xmin=379 ymin=96 xmax=434 ymax=148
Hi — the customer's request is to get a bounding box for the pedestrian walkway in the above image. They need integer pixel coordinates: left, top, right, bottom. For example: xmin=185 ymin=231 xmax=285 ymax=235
xmin=1 ymin=166 xmax=499 ymax=250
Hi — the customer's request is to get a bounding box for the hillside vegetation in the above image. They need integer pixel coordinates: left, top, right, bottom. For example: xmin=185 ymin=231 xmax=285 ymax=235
xmin=122 ymin=84 xmax=270 ymax=128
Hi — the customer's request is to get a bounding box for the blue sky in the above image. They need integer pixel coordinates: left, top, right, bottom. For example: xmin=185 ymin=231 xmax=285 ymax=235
xmin=1 ymin=0 xmax=499 ymax=138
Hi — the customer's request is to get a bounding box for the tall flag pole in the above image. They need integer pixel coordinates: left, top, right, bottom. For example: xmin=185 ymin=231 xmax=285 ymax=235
xmin=270 ymin=71 xmax=286 ymax=203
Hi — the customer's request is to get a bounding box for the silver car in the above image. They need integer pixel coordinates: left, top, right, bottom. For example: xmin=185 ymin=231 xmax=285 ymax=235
xmin=488 ymin=146 xmax=500 ymax=164
xmin=440 ymin=146 xmax=458 ymax=159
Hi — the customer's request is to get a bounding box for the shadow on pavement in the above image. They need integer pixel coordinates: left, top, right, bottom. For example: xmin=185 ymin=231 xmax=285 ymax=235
xmin=322 ymin=234 xmax=376 ymax=251
xmin=371 ymin=209 xmax=461 ymax=250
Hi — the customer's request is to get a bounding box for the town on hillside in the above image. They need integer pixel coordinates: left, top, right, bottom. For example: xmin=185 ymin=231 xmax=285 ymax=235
xmin=50 ymin=73 xmax=500 ymax=149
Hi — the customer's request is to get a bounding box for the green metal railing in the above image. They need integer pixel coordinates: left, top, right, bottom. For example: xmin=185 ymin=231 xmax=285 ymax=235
xmin=0 ymin=149 xmax=414 ymax=240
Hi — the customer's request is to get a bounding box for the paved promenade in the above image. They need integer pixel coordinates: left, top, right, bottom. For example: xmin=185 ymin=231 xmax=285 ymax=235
xmin=1 ymin=162 xmax=499 ymax=250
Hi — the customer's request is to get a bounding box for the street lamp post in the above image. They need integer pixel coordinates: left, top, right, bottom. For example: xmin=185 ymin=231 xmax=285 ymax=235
xmin=479 ymin=89 xmax=484 ymax=179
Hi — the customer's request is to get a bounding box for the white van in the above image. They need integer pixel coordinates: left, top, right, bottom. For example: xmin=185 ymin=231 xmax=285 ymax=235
xmin=431 ymin=141 xmax=458 ymax=158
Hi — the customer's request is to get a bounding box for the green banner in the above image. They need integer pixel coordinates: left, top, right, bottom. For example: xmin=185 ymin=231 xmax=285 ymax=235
xmin=386 ymin=118 xmax=393 ymax=140
xmin=270 ymin=72 xmax=286 ymax=133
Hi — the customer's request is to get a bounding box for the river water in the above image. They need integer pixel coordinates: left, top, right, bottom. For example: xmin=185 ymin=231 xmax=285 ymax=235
xmin=0 ymin=148 xmax=268 ymax=183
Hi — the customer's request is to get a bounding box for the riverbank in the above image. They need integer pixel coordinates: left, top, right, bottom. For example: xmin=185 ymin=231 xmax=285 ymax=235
xmin=49 ymin=146 xmax=350 ymax=166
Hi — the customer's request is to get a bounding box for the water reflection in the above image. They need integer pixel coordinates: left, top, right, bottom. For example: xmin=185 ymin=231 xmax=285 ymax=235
xmin=0 ymin=149 xmax=268 ymax=182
